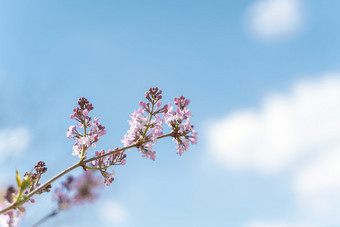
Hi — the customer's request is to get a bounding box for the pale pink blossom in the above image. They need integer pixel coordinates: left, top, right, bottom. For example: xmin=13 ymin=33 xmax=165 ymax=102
xmin=163 ymin=96 xmax=197 ymax=155
xmin=67 ymin=98 xmax=106 ymax=158
xmin=90 ymin=148 xmax=126 ymax=185
xmin=53 ymin=171 xmax=103 ymax=210
xmin=121 ymin=107 xmax=163 ymax=160
xmin=0 ymin=202 xmax=24 ymax=227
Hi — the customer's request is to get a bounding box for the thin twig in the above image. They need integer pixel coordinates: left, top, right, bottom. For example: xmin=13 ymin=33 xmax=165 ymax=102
xmin=0 ymin=133 xmax=173 ymax=214
xmin=31 ymin=209 xmax=59 ymax=227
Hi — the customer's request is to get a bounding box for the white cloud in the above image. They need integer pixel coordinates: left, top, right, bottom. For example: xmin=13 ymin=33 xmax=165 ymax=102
xmin=207 ymin=74 xmax=340 ymax=225
xmin=208 ymin=74 xmax=340 ymax=174
xmin=246 ymin=0 xmax=303 ymax=40
xmin=99 ymin=201 xmax=128 ymax=226
xmin=293 ymin=146 xmax=340 ymax=216
xmin=0 ymin=127 xmax=31 ymax=163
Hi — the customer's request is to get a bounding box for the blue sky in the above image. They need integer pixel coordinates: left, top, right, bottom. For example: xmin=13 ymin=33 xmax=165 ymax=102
xmin=1 ymin=0 xmax=340 ymax=226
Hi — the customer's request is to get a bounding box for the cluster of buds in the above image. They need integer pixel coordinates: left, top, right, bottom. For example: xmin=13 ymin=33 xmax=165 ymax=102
xmin=53 ymin=171 xmax=102 ymax=211
xmin=16 ymin=161 xmax=50 ymax=203
xmin=24 ymin=161 xmax=47 ymax=184
xmin=24 ymin=161 xmax=51 ymax=195
xmin=34 ymin=161 xmax=48 ymax=175
xmin=71 ymin=97 xmax=94 ymax=117
xmin=142 ymin=87 xmax=169 ymax=114
xmin=67 ymin=97 xmax=106 ymax=158
xmin=0 ymin=161 xmax=51 ymax=227
xmin=90 ymin=148 xmax=127 ymax=186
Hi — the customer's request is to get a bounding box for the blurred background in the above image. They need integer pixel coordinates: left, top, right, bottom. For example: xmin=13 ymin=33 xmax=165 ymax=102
xmin=1 ymin=0 xmax=340 ymax=226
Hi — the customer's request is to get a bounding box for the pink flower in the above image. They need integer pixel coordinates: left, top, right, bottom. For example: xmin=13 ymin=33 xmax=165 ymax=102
xmin=149 ymin=151 xmax=156 ymax=161
xmin=72 ymin=171 xmax=103 ymax=204
xmin=174 ymin=122 xmax=198 ymax=156
xmin=102 ymin=170 xmax=115 ymax=186
xmin=121 ymin=107 xmax=163 ymax=160
xmin=90 ymin=148 xmax=126 ymax=185
xmin=163 ymin=96 xmax=197 ymax=156
xmin=53 ymin=171 xmax=103 ymax=210
xmin=54 ymin=188 xmax=72 ymax=210
xmin=66 ymin=125 xmax=78 ymax=138
xmin=83 ymin=109 xmax=89 ymax=116
xmin=0 ymin=201 xmax=24 ymax=227
xmin=67 ymin=98 xmax=106 ymax=158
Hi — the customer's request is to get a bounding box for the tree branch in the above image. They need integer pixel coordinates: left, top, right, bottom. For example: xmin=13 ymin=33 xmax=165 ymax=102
xmin=0 ymin=133 xmax=173 ymax=214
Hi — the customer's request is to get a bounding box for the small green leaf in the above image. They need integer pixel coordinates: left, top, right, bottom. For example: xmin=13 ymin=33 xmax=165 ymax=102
xmin=16 ymin=169 xmax=22 ymax=188
xmin=21 ymin=175 xmax=31 ymax=191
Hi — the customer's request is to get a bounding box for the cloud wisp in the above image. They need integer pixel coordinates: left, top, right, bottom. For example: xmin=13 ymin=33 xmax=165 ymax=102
xmin=245 ymin=0 xmax=303 ymax=41
xmin=0 ymin=127 xmax=31 ymax=163
xmin=99 ymin=200 xmax=128 ymax=226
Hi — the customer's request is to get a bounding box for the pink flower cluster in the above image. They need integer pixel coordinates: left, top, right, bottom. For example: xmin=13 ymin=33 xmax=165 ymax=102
xmin=90 ymin=148 xmax=127 ymax=186
xmin=164 ymin=96 xmax=198 ymax=156
xmin=122 ymin=88 xmax=197 ymax=158
xmin=67 ymin=98 xmax=127 ymax=186
xmin=0 ymin=202 xmax=24 ymax=227
xmin=67 ymin=98 xmax=106 ymax=158
xmin=121 ymin=88 xmax=168 ymax=160
xmin=0 ymin=187 xmax=24 ymax=227
xmin=53 ymin=170 xmax=103 ymax=210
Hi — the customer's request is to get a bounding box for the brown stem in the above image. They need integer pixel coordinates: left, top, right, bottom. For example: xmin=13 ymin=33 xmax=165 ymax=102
xmin=0 ymin=133 xmax=173 ymax=214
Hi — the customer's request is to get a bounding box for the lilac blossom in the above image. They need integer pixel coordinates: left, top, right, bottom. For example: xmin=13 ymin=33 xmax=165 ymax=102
xmin=121 ymin=88 xmax=166 ymax=160
xmin=173 ymin=121 xmax=198 ymax=156
xmin=53 ymin=188 xmax=72 ymax=210
xmin=0 ymin=202 xmax=24 ymax=227
xmin=72 ymin=170 xmax=103 ymax=204
xmin=53 ymin=170 xmax=103 ymax=210
xmin=67 ymin=98 xmax=106 ymax=158
xmin=90 ymin=148 xmax=126 ymax=186
xmin=163 ymin=96 xmax=197 ymax=156
xmin=0 ymin=188 xmax=24 ymax=227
